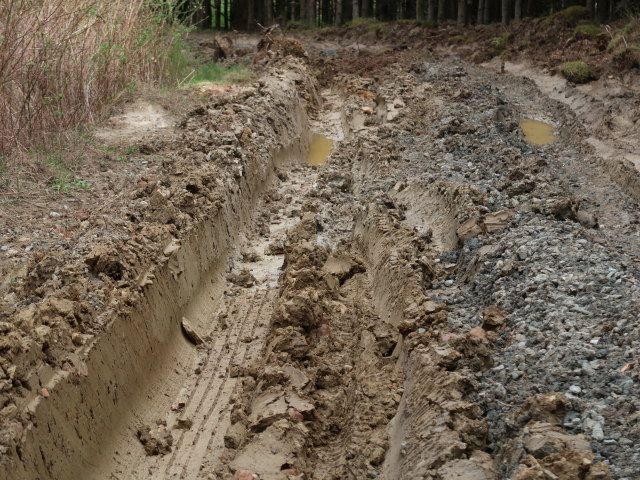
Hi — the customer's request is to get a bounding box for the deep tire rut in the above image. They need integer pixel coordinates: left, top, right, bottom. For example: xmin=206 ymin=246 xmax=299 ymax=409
xmin=140 ymin=289 xmax=277 ymax=479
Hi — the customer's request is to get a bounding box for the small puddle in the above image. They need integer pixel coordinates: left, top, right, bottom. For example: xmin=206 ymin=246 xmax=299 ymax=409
xmin=307 ymin=134 xmax=334 ymax=165
xmin=520 ymin=118 xmax=558 ymax=145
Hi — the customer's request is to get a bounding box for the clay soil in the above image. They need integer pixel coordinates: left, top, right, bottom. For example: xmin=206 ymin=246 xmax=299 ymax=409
xmin=1 ymin=25 xmax=639 ymax=480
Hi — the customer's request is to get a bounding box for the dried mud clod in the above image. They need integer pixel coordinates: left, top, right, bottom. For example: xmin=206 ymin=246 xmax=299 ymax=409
xmin=213 ymin=211 xmax=403 ymax=479
xmin=137 ymin=424 xmax=173 ymax=456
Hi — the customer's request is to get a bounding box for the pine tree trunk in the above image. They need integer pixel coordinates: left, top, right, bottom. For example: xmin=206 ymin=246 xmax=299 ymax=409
xmin=264 ymin=0 xmax=271 ymax=24
xmin=189 ymin=0 xmax=213 ymax=28
xmin=597 ymin=0 xmax=608 ymax=22
xmin=485 ymin=0 xmax=491 ymax=23
xmin=335 ymin=0 xmax=342 ymax=24
xmin=609 ymin=0 xmax=614 ymax=20
xmin=437 ymin=0 xmax=445 ymax=22
xmin=427 ymin=0 xmax=436 ymax=21
xmin=514 ymin=0 xmax=521 ymax=21
xmin=477 ymin=0 xmax=484 ymax=23
xmin=307 ymin=0 xmax=315 ymax=25
xmin=247 ymin=0 xmax=254 ymax=27
xmin=362 ymin=0 xmax=370 ymax=17
xmin=586 ymin=0 xmax=594 ymax=17
xmin=457 ymin=0 xmax=465 ymax=24
xmin=352 ymin=0 xmax=359 ymax=20
xmin=501 ymin=0 xmax=509 ymax=24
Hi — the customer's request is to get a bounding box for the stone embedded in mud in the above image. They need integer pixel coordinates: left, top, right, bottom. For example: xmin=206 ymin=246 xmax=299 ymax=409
xmin=515 ymin=450 xmax=611 ymax=480
xmin=548 ymin=196 xmax=579 ymax=220
xmin=228 ymin=269 xmax=257 ymax=288
xmin=287 ymin=407 xmax=304 ymax=422
xmin=482 ymin=305 xmax=507 ymax=329
xmin=181 ymin=317 xmax=205 ymax=345
xmin=522 ymin=422 xmax=592 ymax=459
xmin=248 ymin=390 xmax=314 ymax=431
xmin=47 ymin=298 xmax=76 ymax=318
xmin=515 ymin=393 xmax=568 ymax=426
xmin=234 ymin=469 xmax=256 ymax=480
xmin=137 ymin=425 xmax=173 ymax=456
xmin=469 ymin=326 xmax=489 ymax=342
xmin=575 ymin=210 xmax=598 ymax=229
xmin=483 ymin=210 xmax=516 ymax=233
xmin=317 ymin=323 xmax=331 ymax=337
xmin=437 ymin=450 xmax=496 ymax=480
xmin=457 ymin=210 xmax=515 ymax=240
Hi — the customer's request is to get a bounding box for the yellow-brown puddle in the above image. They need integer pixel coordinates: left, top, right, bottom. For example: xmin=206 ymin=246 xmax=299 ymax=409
xmin=307 ymin=134 xmax=334 ymax=165
xmin=520 ymin=118 xmax=558 ymax=145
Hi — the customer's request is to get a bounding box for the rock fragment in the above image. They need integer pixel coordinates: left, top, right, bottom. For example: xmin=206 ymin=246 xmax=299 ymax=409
xmin=181 ymin=317 xmax=204 ymax=345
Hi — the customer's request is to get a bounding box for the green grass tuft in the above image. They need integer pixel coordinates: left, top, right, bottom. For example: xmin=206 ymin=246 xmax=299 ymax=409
xmin=575 ymin=23 xmax=601 ymax=38
xmin=560 ymin=61 xmax=592 ymax=83
xmin=554 ymin=6 xmax=590 ymax=26
xmin=491 ymin=33 xmax=510 ymax=56
xmin=188 ymin=63 xmax=253 ymax=85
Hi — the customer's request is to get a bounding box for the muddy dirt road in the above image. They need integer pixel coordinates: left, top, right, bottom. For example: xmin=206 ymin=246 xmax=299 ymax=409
xmin=1 ymin=35 xmax=639 ymax=480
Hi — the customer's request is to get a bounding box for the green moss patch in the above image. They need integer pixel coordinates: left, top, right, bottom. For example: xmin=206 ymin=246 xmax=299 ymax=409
xmin=574 ymin=23 xmax=601 ymax=38
xmin=560 ymin=61 xmax=592 ymax=83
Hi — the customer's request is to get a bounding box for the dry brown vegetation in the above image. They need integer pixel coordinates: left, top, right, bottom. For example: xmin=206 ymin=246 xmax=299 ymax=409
xmin=0 ymin=0 xmax=186 ymax=161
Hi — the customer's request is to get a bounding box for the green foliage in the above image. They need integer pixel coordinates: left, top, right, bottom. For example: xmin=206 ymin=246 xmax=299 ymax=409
xmin=72 ymin=179 xmax=91 ymax=190
xmin=560 ymin=61 xmax=592 ymax=84
xmin=575 ymin=23 xmax=601 ymax=38
xmin=346 ymin=17 xmax=389 ymax=32
xmin=1 ymin=0 xmax=197 ymax=160
xmin=554 ymin=6 xmax=590 ymax=26
xmin=164 ymin=24 xmax=197 ymax=84
xmin=41 ymin=152 xmax=89 ymax=192
xmin=125 ymin=144 xmax=139 ymax=155
xmin=51 ymin=177 xmax=91 ymax=192
xmin=491 ymin=33 xmax=510 ymax=56
xmin=421 ymin=20 xmax=439 ymax=29
xmin=622 ymin=22 xmax=634 ymax=35
xmin=188 ymin=63 xmax=253 ymax=84
xmin=612 ymin=43 xmax=640 ymax=68
xmin=607 ymin=35 xmax=625 ymax=52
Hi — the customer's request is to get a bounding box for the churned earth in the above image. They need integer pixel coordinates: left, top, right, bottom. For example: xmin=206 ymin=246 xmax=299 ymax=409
xmin=0 ymin=30 xmax=639 ymax=480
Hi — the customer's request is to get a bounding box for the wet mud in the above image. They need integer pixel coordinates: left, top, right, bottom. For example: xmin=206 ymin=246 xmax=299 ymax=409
xmin=1 ymin=33 xmax=639 ymax=480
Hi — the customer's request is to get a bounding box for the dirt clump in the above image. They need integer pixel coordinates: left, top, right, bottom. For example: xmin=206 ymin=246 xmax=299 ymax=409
xmin=214 ymin=211 xmax=401 ymax=479
xmin=137 ymin=424 xmax=174 ymax=456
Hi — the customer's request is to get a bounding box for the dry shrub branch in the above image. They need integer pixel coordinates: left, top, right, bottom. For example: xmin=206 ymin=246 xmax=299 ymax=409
xmin=0 ymin=0 xmax=186 ymax=160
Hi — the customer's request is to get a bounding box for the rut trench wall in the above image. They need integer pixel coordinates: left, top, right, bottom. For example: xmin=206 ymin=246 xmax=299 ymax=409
xmin=1 ymin=71 xmax=312 ymax=480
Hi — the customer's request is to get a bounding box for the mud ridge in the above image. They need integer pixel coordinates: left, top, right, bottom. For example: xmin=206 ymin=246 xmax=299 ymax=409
xmin=0 ymin=58 xmax=316 ymax=480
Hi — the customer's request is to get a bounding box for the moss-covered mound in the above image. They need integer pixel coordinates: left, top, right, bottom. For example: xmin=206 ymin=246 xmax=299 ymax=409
xmin=561 ymin=61 xmax=592 ymax=83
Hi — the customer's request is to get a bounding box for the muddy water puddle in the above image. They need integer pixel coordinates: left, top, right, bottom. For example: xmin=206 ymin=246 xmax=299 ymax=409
xmin=520 ymin=118 xmax=558 ymax=145
xmin=307 ymin=133 xmax=334 ymax=165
